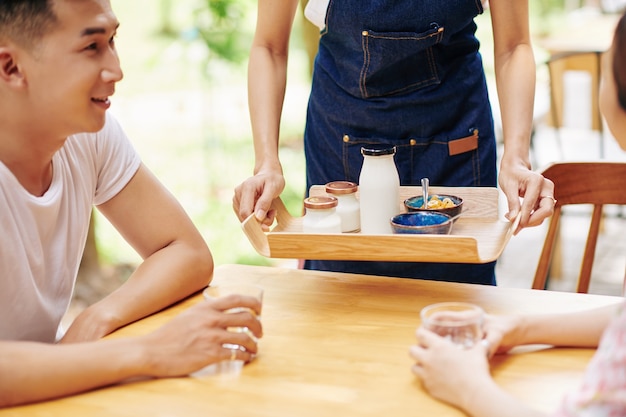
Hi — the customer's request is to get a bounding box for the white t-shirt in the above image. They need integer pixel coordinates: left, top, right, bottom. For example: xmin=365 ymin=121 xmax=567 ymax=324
xmin=0 ymin=113 xmax=141 ymax=342
xmin=304 ymin=0 xmax=330 ymax=30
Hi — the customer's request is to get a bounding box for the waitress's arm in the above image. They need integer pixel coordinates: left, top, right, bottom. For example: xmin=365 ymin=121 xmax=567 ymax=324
xmin=489 ymin=0 xmax=555 ymax=232
xmin=233 ymin=0 xmax=300 ymax=226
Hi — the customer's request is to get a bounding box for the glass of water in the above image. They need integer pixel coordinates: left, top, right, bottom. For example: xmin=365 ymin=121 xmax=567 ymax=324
xmin=190 ymin=284 xmax=263 ymax=378
xmin=420 ymin=302 xmax=484 ymax=349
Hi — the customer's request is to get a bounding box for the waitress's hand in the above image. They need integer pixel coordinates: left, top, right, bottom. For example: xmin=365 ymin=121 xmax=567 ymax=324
xmin=498 ymin=160 xmax=555 ymax=234
xmin=233 ymin=168 xmax=286 ymax=230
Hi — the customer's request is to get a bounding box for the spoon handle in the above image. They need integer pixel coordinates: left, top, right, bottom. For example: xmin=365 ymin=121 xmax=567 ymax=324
xmin=421 ymin=177 xmax=429 ymax=209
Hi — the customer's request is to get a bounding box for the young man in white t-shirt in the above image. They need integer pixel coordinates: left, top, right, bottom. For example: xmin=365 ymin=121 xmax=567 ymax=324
xmin=0 ymin=0 xmax=262 ymax=407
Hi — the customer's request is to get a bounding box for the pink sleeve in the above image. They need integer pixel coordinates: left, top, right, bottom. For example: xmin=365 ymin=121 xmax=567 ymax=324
xmin=552 ymin=302 xmax=626 ymax=417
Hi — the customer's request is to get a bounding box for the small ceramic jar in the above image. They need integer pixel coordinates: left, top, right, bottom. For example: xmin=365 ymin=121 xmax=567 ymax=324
xmin=302 ymin=196 xmax=342 ymax=233
xmin=325 ymin=181 xmax=360 ymax=232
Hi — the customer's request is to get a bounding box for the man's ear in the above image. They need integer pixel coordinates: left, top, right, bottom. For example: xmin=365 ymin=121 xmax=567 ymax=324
xmin=0 ymin=47 xmax=25 ymax=87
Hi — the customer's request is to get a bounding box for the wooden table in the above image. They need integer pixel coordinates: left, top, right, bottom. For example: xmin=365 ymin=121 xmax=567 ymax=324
xmin=3 ymin=264 xmax=622 ymax=416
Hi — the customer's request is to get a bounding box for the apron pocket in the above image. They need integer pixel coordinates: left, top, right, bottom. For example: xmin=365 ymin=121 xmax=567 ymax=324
xmin=360 ymin=23 xmax=444 ymax=99
xmin=341 ymin=134 xmax=424 ymax=185
xmin=342 ymin=129 xmax=482 ymax=186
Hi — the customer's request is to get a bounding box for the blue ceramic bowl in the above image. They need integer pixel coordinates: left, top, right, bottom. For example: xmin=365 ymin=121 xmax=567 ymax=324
xmin=404 ymin=194 xmax=463 ymax=221
xmin=390 ymin=212 xmax=453 ymax=235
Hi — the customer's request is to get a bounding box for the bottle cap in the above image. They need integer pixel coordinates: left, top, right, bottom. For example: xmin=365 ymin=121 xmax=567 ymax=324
xmin=361 ymin=146 xmax=396 ymax=156
xmin=325 ymin=181 xmax=358 ymax=195
xmin=304 ymin=196 xmax=338 ymax=209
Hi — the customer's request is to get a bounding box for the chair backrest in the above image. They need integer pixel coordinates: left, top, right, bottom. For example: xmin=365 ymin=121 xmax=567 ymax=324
xmin=533 ymin=162 xmax=626 ymax=293
xmin=546 ymin=51 xmax=602 ymax=132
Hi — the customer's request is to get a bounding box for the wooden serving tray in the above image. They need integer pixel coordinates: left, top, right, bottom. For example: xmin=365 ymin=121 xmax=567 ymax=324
xmin=241 ymin=186 xmax=519 ymax=263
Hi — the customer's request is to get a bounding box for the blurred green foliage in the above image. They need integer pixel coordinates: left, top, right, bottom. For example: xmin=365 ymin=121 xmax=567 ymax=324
xmin=98 ymin=0 xmax=307 ymax=271
xmin=530 ymin=0 xmax=569 ymax=36
xmin=193 ymin=0 xmax=253 ymax=65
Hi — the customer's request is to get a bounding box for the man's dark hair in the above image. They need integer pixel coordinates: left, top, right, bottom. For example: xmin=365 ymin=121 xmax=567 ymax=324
xmin=615 ymin=11 xmax=626 ymax=111
xmin=0 ymin=0 xmax=58 ymax=48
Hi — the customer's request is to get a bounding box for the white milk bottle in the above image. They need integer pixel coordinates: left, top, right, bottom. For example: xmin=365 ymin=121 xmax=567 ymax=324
xmin=358 ymin=146 xmax=400 ymax=234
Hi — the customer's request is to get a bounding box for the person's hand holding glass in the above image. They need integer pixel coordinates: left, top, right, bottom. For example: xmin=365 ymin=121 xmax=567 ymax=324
xmin=409 ymin=302 xmax=491 ymax=408
xmin=409 ymin=302 xmax=534 ymax=412
xmin=134 ymin=292 xmax=262 ymax=380
xmin=191 ymin=284 xmax=264 ymax=377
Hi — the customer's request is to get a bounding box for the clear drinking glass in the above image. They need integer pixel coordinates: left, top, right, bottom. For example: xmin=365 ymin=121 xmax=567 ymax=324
xmin=190 ymin=284 xmax=264 ymax=378
xmin=420 ymin=302 xmax=484 ymax=349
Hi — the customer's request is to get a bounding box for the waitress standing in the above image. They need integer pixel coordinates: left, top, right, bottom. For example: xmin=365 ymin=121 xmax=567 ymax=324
xmin=233 ymin=0 xmax=555 ymax=284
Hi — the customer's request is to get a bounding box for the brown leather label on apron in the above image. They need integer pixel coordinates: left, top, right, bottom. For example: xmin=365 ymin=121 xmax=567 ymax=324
xmin=448 ymin=129 xmax=479 ymax=156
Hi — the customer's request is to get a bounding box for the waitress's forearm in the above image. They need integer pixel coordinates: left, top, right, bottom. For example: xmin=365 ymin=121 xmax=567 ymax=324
xmin=489 ymin=0 xmax=535 ymax=166
xmin=494 ymin=43 xmax=536 ymax=167
xmin=248 ymin=0 xmax=299 ymax=174
xmin=248 ymin=46 xmax=289 ymax=174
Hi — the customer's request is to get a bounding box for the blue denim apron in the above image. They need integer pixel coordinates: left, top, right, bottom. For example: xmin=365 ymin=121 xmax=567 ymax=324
xmin=303 ymin=0 xmax=498 ymax=285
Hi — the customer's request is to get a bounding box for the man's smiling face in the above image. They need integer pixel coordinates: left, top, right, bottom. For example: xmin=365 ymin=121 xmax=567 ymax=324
xmin=20 ymin=0 xmax=123 ymax=136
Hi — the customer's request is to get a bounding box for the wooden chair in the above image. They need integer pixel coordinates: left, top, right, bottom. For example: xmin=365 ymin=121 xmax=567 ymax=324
xmin=532 ymin=162 xmax=626 ymax=293
xmin=545 ymin=51 xmax=604 ymax=159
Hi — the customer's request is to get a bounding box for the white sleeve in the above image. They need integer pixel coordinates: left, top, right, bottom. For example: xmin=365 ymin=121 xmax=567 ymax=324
xmin=93 ymin=112 xmax=142 ymax=206
xmin=304 ymin=0 xmax=330 ymax=30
